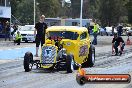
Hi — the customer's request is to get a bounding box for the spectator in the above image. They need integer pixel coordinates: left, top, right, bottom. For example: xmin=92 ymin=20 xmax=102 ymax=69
xmin=104 ymin=27 xmax=108 ymax=36
xmin=15 ymin=31 xmax=22 ymax=45
xmin=87 ymin=26 xmax=91 ymax=34
xmin=117 ymin=24 xmax=123 ymax=36
xmin=0 ymin=21 xmax=3 ymax=33
xmin=100 ymin=27 xmax=104 ymax=36
xmin=112 ymin=25 xmax=115 ymax=36
xmin=92 ymin=21 xmax=99 ymax=45
xmin=5 ymin=21 xmax=10 ymax=41
xmin=12 ymin=23 xmax=18 ymax=35
xmin=10 ymin=25 xmax=14 ymax=36
xmin=34 ymin=15 xmax=48 ymax=57
xmin=112 ymin=33 xmax=125 ymax=56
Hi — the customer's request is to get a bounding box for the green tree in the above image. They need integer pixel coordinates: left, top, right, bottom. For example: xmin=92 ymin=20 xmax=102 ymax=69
xmin=126 ymin=0 xmax=132 ymax=24
xmin=37 ymin=0 xmax=61 ymax=17
xmin=99 ymin=0 xmax=128 ymax=26
xmin=83 ymin=0 xmax=99 ymax=19
xmin=15 ymin=0 xmax=34 ymax=25
xmin=11 ymin=0 xmax=40 ymax=25
xmin=10 ymin=0 xmax=131 ymax=26
xmin=70 ymin=0 xmax=100 ymax=19
xmin=10 ymin=0 xmax=22 ymax=14
xmin=10 ymin=0 xmax=22 ymax=24
xmin=58 ymin=0 xmax=72 ymax=18
xmin=70 ymin=0 xmax=81 ymax=18
xmin=11 ymin=0 xmax=61 ymax=25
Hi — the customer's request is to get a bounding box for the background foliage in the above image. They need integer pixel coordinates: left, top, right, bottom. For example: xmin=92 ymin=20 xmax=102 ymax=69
xmin=10 ymin=0 xmax=132 ymax=26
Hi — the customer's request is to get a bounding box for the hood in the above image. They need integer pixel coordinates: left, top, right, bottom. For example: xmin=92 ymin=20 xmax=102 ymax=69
xmin=18 ymin=31 xmax=34 ymax=34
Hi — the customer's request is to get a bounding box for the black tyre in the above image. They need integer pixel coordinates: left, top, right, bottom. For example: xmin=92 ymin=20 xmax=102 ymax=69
xmin=24 ymin=52 xmax=33 ymax=72
xmin=68 ymin=55 xmax=79 ymax=70
xmin=76 ymin=76 xmax=86 ymax=85
xmin=73 ymin=63 xmax=79 ymax=70
xmin=83 ymin=45 xmax=95 ymax=67
xmin=66 ymin=55 xmax=74 ymax=73
xmin=88 ymin=45 xmax=95 ymax=67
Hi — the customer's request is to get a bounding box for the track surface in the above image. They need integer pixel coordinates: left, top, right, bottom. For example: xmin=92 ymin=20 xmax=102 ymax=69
xmin=0 ymin=36 xmax=132 ymax=88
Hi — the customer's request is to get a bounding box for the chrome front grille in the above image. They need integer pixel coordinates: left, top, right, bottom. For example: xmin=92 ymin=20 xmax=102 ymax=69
xmin=41 ymin=46 xmax=56 ymax=64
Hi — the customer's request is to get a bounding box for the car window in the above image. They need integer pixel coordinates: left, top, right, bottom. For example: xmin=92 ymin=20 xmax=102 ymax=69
xmin=48 ymin=31 xmax=79 ymax=40
xmin=80 ymin=32 xmax=87 ymax=40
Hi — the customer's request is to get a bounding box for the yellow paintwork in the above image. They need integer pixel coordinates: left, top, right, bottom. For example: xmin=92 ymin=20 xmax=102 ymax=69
xmin=46 ymin=26 xmax=87 ymax=34
xmin=42 ymin=26 xmax=91 ymax=68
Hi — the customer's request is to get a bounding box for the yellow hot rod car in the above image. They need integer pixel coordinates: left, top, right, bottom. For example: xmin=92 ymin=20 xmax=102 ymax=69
xmin=23 ymin=26 xmax=95 ymax=73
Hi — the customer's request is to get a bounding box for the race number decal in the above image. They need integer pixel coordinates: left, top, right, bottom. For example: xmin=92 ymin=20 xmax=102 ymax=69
xmin=79 ymin=45 xmax=88 ymax=57
xmin=44 ymin=49 xmax=52 ymax=58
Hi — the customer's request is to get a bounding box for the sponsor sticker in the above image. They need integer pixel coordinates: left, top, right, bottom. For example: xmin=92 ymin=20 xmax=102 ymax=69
xmin=76 ymin=68 xmax=131 ymax=85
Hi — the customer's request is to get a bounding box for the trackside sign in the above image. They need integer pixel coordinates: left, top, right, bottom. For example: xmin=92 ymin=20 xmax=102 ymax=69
xmin=0 ymin=6 xmax=11 ymax=18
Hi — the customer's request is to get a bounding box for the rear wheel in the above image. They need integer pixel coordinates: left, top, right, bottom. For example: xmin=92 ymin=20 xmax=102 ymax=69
xmin=83 ymin=45 xmax=95 ymax=67
xmin=24 ymin=52 xmax=33 ymax=72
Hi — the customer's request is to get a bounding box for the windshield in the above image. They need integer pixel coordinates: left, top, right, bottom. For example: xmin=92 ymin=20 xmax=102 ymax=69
xmin=48 ymin=31 xmax=79 ymax=40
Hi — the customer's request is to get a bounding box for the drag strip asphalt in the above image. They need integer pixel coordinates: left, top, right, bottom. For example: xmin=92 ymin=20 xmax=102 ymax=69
xmin=0 ymin=45 xmax=132 ymax=88
xmin=0 ymin=47 xmax=38 ymax=59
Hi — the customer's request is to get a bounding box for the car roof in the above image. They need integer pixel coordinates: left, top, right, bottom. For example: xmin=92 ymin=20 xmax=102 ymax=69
xmin=46 ymin=26 xmax=88 ymax=34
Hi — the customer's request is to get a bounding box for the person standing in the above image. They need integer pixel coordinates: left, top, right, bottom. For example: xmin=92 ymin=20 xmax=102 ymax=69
xmin=11 ymin=23 xmax=18 ymax=36
xmin=100 ymin=26 xmax=104 ymax=36
xmin=92 ymin=21 xmax=99 ymax=45
xmin=34 ymin=15 xmax=48 ymax=57
xmin=0 ymin=22 xmax=3 ymax=33
xmin=5 ymin=21 xmax=10 ymax=41
xmin=112 ymin=25 xmax=115 ymax=36
xmin=117 ymin=24 xmax=123 ymax=36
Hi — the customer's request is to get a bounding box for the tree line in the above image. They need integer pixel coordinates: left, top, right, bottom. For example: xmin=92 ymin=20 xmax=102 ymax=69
xmin=10 ymin=0 xmax=132 ymax=26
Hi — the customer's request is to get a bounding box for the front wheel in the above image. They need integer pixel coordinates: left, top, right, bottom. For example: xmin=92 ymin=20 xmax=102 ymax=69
xmin=23 ymin=52 xmax=33 ymax=72
xmin=66 ymin=55 xmax=74 ymax=73
xmin=88 ymin=45 xmax=95 ymax=67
